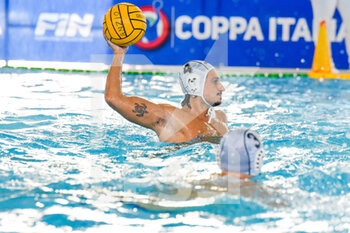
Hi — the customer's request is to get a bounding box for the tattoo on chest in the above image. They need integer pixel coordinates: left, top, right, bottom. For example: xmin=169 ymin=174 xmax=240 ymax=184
xmin=132 ymin=103 xmax=149 ymax=117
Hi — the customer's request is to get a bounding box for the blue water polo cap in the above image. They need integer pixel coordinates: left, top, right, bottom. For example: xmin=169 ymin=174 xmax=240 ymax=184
xmin=217 ymin=128 xmax=265 ymax=176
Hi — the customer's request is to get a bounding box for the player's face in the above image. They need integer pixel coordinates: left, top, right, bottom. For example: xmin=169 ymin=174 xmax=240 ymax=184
xmin=203 ymin=70 xmax=225 ymax=106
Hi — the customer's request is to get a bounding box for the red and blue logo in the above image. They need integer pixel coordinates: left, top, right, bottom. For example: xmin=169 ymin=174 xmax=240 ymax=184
xmin=136 ymin=5 xmax=170 ymax=50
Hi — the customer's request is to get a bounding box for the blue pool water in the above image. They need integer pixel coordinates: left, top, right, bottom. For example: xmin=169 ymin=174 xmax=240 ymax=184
xmin=0 ymin=68 xmax=349 ymax=232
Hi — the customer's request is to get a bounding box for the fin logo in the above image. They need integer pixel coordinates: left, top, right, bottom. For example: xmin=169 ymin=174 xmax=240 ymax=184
xmin=136 ymin=3 xmax=170 ymax=50
xmin=35 ymin=13 xmax=94 ymax=41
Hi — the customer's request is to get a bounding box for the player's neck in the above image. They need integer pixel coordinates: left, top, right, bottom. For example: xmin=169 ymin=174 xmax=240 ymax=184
xmin=184 ymin=96 xmax=210 ymax=119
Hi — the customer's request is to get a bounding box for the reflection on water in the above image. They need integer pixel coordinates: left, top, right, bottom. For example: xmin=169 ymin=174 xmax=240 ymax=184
xmin=0 ymin=70 xmax=349 ymax=232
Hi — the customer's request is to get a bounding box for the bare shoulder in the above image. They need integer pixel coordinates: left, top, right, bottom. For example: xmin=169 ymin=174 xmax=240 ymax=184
xmin=158 ymin=103 xmax=178 ymax=113
xmin=215 ymin=110 xmax=227 ymax=123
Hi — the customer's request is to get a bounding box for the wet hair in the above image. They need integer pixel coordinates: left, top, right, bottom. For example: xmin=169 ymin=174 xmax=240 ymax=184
xmin=181 ymin=94 xmax=192 ymax=109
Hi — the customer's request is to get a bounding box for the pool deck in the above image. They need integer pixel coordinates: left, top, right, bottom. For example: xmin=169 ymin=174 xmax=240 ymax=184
xmin=1 ymin=60 xmax=350 ymax=77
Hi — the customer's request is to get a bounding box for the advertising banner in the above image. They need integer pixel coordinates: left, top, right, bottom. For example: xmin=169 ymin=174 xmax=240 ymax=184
xmin=7 ymin=0 xmax=113 ymax=62
xmin=128 ymin=0 xmax=348 ymax=69
xmin=4 ymin=0 xmax=350 ymax=69
xmin=0 ymin=0 xmax=5 ymax=61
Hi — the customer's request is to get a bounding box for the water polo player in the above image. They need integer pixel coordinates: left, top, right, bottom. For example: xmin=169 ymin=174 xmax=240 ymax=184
xmin=166 ymin=128 xmax=266 ymax=198
xmin=119 ymin=128 xmax=272 ymax=210
xmin=217 ymin=128 xmax=265 ymax=179
xmin=188 ymin=127 xmax=266 ymax=193
xmin=103 ymin=37 xmax=228 ymax=143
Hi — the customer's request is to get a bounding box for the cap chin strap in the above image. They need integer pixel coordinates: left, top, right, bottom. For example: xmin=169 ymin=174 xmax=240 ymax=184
xmin=201 ymin=96 xmax=216 ymax=124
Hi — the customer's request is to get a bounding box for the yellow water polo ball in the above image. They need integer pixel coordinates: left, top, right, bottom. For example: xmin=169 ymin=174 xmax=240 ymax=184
xmin=103 ymin=3 xmax=147 ymax=46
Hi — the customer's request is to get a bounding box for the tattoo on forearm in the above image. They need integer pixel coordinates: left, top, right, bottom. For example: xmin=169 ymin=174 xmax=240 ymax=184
xmin=132 ymin=103 xmax=149 ymax=117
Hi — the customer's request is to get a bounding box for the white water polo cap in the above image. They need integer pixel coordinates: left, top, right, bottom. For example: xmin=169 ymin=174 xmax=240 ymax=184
xmin=217 ymin=128 xmax=265 ymax=176
xmin=179 ymin=60 xmax=214 ymax=106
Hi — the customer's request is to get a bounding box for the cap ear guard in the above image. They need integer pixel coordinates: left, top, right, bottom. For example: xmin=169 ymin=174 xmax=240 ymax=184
xmin=244 ymin=130 xmax=265 ymax=175
xmin=253 ymin=147 xmax=265 ymax=175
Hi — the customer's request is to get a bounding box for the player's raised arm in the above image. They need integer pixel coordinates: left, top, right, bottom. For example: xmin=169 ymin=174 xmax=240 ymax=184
xmin=103 ymin=34 xmax=167 ymax=130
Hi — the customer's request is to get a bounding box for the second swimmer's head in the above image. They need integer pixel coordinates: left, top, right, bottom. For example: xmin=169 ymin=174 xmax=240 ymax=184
xmin=217 ymin=128 xmax=265 ymax=178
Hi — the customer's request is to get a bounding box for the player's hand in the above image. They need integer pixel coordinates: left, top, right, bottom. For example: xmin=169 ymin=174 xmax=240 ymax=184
xmin=103 ymin=30 xmax=129 ymax=54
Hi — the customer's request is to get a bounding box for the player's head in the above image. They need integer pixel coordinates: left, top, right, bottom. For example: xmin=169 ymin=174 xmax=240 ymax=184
xmin=179 ymin=61 xmax=224 ymax=107
xmin=217 ymin=128 xmax=265 ymax=178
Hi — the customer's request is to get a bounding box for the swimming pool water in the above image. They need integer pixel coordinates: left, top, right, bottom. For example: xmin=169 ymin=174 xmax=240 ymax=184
xmin=0 ymin=68 xmax=349 ymax=232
